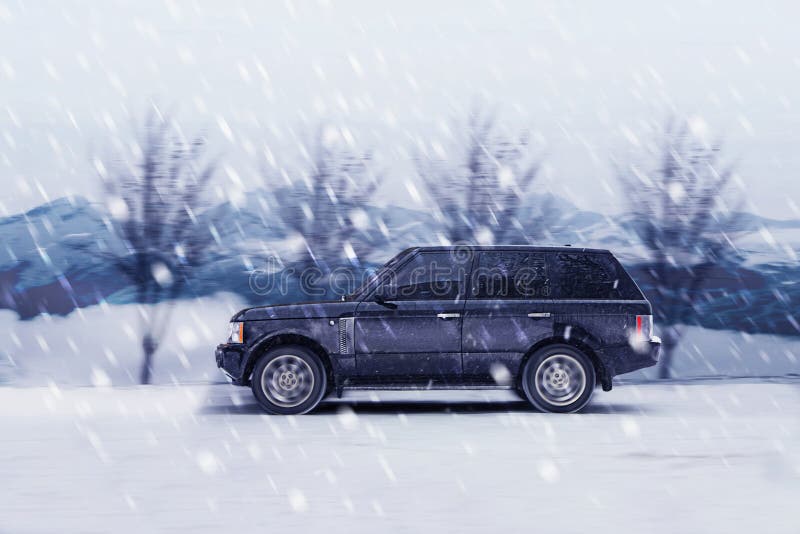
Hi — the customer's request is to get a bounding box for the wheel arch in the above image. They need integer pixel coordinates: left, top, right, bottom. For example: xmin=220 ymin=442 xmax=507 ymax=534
xmin=244 ymin=332 xmax=334 ymax=388
xmin=519 ymin=333 xmax=612 ymax=391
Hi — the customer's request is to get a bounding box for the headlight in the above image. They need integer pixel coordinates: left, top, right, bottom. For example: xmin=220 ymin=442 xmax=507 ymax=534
xmin=228 ymin=322 xmax=244 ymax=344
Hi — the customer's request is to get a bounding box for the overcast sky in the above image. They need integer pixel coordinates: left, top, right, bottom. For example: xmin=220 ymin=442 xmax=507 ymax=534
xmin=1 ymin=0 xmax=799 ymax=218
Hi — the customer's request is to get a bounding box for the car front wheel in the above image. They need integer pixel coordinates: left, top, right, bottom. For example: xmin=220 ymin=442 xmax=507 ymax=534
xmin=251 ymin=345 xmax=328 ymax=415
xmin=521 ymin=344 xmax=595 ymax=413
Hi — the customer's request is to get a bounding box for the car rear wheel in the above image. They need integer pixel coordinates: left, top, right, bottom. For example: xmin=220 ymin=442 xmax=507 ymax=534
xmin=251 ymin=345 xmax=327 ymax=415
xmin=521 ymin=344 xmax=595 ymax=413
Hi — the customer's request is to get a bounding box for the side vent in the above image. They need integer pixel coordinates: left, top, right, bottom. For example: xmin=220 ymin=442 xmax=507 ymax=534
xmin=338 ymin=317 xmax=354 ymax=354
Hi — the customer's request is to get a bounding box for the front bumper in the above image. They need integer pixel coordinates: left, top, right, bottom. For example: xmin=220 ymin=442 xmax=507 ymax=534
xmin=215 ymin=343 xmax=248 ymax=385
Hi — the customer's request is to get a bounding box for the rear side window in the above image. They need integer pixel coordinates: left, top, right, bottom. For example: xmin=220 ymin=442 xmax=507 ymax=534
xmin=550 ymin=252 xmax=642 ymax=300
xmin=472 ymin=251 xmax=551 ymax=299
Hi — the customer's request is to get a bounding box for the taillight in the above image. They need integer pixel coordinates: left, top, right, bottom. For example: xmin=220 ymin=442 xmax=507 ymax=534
xmin=636 ymin=315 xmax=653 ymax=340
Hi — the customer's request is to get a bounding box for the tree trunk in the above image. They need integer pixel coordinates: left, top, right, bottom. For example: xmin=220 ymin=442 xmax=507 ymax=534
xmin=657 ymin=326 xmax=680 ymax=379
xmin=140 ymin=334 xmax=157 ymax=385
xmin=657 ymin=345 xmax=674 ymax=379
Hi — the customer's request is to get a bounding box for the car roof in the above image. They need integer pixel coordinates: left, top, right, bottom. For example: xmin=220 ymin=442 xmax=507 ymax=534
xmin=404 ymin=245 xmax=611 ymax=254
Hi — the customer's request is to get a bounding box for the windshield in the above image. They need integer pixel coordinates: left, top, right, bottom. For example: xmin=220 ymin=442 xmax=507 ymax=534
xmin=346 ymin=249 xmax=415 ymax=301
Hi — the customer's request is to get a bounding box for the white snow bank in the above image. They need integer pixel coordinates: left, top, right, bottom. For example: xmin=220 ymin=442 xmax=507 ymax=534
xmin=633 ymin=325 xmax=800 ymax=379
xmin=0 ymin=297 xmax=798 ymax=387
xmin=0 ymin=293 xmax=247 ymax=386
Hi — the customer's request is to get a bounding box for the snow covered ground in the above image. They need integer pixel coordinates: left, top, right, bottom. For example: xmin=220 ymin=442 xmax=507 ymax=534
xmin=1 ymin=381 xmax=798 ymax=533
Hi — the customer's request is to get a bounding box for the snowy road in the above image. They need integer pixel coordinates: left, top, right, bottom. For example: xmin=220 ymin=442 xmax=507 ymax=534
xmin=1 ymin=381 xmax=798 ymax=533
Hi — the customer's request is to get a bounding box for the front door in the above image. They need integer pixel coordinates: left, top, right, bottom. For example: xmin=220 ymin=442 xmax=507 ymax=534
xmin=355 ymin=250 xmax=471 ymax=379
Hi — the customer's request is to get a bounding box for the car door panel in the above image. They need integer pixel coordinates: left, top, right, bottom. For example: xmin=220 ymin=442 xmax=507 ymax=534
xmin=354 ymin=300 xmax=463 ymax=376
xmin=354 ymin=251 xmax=470 ymax=379
xmin=462 ymin=299 xmax=555 ymax=376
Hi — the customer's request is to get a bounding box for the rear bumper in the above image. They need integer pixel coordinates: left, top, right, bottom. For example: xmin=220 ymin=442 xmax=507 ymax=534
xmin=599 ymin=337 xmax=661 ymax=379
xmin=215 ymin=343 xmax=248 ymax=385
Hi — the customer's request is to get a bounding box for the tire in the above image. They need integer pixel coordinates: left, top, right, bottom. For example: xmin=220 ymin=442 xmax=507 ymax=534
xmin=520 ymin=344 xmax=596 ymax=413
xmin=251 ymin=345 xmax=328 ymax=415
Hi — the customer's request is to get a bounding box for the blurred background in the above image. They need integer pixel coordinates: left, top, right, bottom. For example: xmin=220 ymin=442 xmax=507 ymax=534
xmin=1 ymin=0 xmax=799 ymax=386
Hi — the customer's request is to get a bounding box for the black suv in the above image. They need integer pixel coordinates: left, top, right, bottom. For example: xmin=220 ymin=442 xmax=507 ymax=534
xmin=216 ymin=246 xmax=660 ymax=414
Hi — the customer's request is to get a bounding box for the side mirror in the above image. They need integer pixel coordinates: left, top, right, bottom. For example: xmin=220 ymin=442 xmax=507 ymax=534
xmin=374 ymin=293 xmax=398 ymax=310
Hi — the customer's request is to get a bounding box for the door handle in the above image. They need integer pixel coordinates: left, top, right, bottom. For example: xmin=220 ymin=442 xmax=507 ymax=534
xmin=527 ymin=312 xmax=551 ymax=318
xmin=437 ymin=313 xmax=461 ymax=320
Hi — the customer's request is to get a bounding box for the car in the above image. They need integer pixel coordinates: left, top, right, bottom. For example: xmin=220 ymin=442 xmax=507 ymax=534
xmin=216 ymin=246 xmax=661 ymax=414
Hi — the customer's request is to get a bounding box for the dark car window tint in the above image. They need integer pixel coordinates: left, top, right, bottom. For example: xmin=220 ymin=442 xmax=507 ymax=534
xmin=378 ymin=252 xmax=467 ymax=300
xmin=551 ymin=252 xmax=640 ymax=299
xmin=348 ymin=248 xmax=414 ymax=300
xmin=472 ymin=252 xmax=550 ymax=299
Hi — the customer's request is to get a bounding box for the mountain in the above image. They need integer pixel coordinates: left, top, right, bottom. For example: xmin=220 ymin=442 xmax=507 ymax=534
xmin=0 ymin=197 xmax=131 ymax=317
xmin=0 ymin=193 xmax=798 ymax=336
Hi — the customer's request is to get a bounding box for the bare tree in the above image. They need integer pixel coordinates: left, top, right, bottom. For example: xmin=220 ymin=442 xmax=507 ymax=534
xmin=616 ymin=119 xmax=741 ymax=378
xmin=90 ymin=110 xmax=217 ymax=384
xmin=272 ymin=127 xmax=382 ymax=270
xmin=417 ymin=108 xmax=545 ymax=245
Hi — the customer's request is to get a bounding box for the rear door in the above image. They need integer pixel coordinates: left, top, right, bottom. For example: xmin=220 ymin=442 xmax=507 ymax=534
xmin=462 ymin=250 xmax=555 ymax=379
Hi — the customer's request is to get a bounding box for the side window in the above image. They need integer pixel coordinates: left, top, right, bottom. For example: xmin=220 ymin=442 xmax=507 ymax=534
xmin=472 ymin=252 xmax=551 ymax=299
xmin=376 ymin=252 xmax=467 ymax=301
xmin=551 ymin=252 xmax=631 ymax=299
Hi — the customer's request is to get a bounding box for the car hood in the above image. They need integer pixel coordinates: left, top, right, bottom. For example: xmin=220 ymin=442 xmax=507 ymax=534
xmin=233 ymin=300 xmax=359 ymax=321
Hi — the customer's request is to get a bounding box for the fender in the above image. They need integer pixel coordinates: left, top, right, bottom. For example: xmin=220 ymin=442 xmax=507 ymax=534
xmin=524 ymin=323 xmax=614 ymax=391
xmin=242 ymin=328 xmax=335 ymax=385
xmin=553 ymin=322 xmax=604 ymax=353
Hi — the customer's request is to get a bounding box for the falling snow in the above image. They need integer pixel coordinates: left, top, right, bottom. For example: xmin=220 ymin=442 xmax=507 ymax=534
xmin=0 ymin=1 xmax=799 ymax=533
